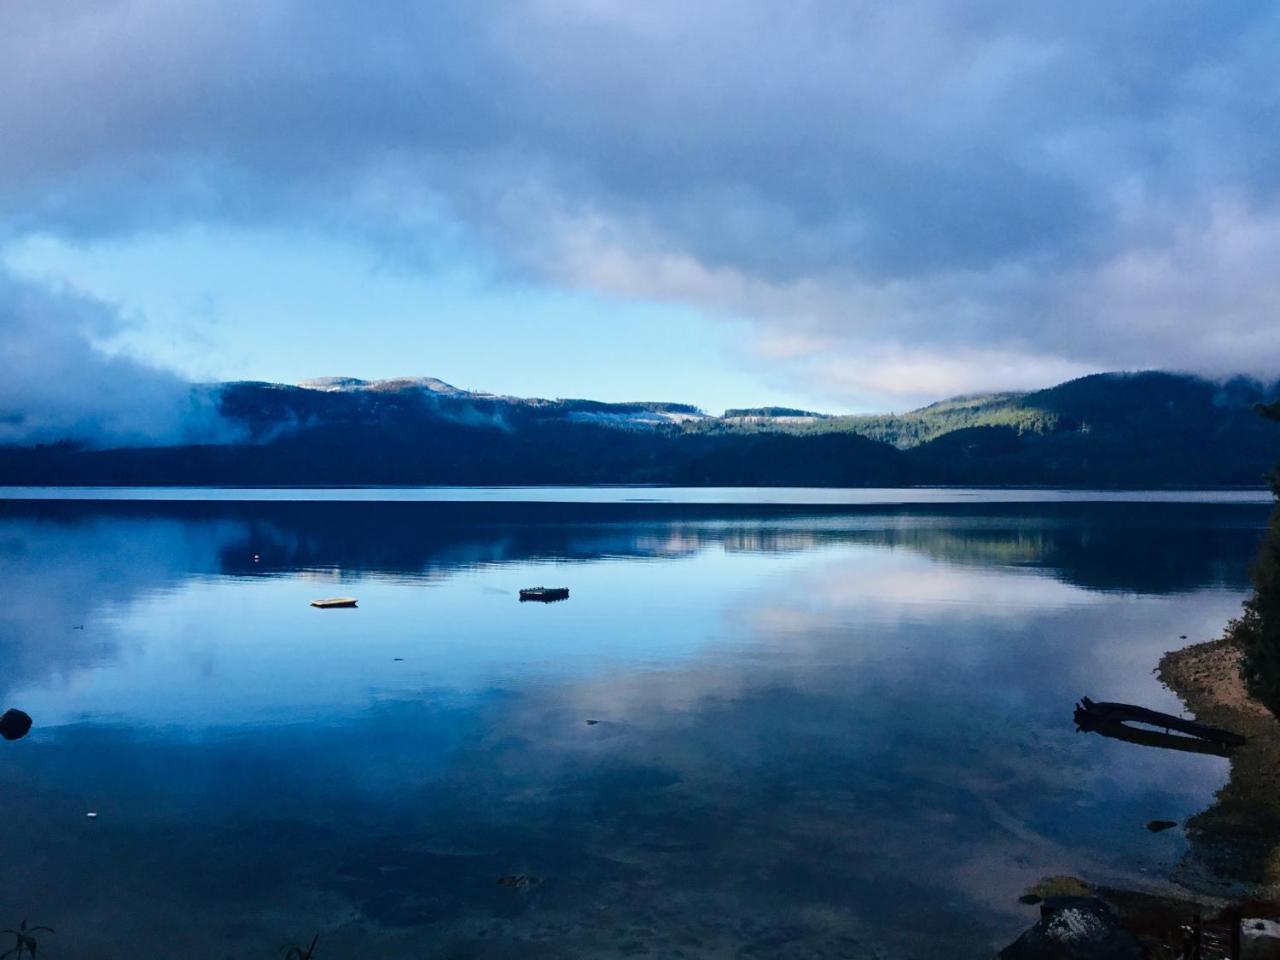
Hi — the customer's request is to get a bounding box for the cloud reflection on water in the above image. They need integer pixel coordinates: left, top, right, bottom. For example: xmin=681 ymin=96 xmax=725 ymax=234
xmin=0 ymin=499 xmax=1267 ymax=958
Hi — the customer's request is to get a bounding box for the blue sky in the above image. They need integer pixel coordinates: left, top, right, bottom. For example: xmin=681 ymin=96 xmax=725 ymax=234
xmin=2 ymin=1 xmax=1280 ymax=441
xmin=5 ymin=227 xmax=780 ymax=412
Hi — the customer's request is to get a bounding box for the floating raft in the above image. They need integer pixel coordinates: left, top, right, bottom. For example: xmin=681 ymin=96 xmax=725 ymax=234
xmin=311 ymin=597 xmax=358 ymax=609
xmin=519 ymin=587 xmax=569 ymax=603
xmin=1074 ymin=696 xmax=1246 ymax=752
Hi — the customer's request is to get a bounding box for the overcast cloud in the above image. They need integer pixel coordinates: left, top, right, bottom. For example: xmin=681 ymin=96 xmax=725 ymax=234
xmin=2 ymin=0 xmax=1279 ymax=411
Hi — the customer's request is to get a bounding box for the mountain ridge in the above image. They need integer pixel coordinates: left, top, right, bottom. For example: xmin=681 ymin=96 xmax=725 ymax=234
xmin=2 ymin=371 xmax=1277 ymax=487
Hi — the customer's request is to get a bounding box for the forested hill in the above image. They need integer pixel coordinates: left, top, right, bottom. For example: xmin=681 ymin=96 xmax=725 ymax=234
xmin=692 ymin=371 xmax=1280 ymax=486
xmin=1 ymin=371 xmax=1277 ymax=487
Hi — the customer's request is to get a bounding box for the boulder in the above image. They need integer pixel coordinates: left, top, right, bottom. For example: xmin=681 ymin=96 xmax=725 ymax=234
xmin=1242 ymin=918 xmax=1280 ymax=960
xmin=999 ymin=897 xmax=1142 ymax=960
xmin=0 ymin=708 xmax=32 ymax=741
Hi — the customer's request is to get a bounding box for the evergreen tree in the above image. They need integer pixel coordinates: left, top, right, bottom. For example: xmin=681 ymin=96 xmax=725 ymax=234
xmin=1237 ymin=402 xmax=1280 ymax=714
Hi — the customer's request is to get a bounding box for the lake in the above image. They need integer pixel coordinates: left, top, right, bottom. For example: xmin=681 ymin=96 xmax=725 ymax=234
xmin=0 ymin=489 xmax=1271 ymax=958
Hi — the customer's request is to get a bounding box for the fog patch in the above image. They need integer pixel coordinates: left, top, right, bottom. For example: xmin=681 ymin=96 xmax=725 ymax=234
xmin=0 ymin=268 xmax=241 ymax=448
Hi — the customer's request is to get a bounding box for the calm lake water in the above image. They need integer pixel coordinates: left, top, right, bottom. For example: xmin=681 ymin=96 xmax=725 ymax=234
xmin=0 ymin=489 xmax=1271 ymax=958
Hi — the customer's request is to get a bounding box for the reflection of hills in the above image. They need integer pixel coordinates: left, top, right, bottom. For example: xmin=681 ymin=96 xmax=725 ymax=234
xmin=723 ymin=519 xmax=1262 ymax=592
xmin=851 ymin=516 xmax=1265 ymax=593
xmin=0 ymin=499 xmax=1268 ymax=595
xmin=0 ymin=511 xmax=247 ymax=698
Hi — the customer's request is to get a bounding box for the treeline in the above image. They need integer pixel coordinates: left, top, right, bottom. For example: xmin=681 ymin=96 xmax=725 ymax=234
xmin=1236 ymin=401 xmax=1280 ymax=714
xmin=1 ymin=371 xmax=1277 ymax=488
xmin=0 ymin=424 xmax=914 ymax=487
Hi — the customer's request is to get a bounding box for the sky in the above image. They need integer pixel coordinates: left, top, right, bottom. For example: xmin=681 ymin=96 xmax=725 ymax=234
xmin=2 ymin=1 xmax=1280 ymax=443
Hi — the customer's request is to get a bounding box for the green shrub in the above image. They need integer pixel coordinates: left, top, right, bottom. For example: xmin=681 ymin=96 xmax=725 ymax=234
xmin=1238 ymin=402 xmax=1280 ymax=715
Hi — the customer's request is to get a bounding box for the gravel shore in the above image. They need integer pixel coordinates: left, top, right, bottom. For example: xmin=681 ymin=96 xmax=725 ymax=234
xmin=1159 ymin=637 xmax=1280 ymax=896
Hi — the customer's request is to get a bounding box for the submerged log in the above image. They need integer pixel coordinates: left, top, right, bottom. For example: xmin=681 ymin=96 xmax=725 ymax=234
xmin=1074 ymin=696 xmax=1246 ymax=754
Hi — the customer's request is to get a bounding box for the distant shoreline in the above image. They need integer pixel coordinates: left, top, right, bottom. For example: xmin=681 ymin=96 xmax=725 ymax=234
xmin=0 ymin=484 xmax=1271 ymax=506
xmin=0 ymin=483 xmax=1271 ymax=490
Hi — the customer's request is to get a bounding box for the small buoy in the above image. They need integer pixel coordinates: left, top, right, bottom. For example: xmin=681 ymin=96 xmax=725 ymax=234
xmin=86 ymin=812 xmax=97 ymax=819
xmin=253 ymin=554 xmax=260 ymax=562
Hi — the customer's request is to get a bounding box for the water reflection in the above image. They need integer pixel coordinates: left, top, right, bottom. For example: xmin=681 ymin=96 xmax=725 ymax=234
xmin=1076 ymin=713 xmax=1235 ymax=758
xmin=4 ymin=497 xmax=1264 ymax=578
xmin=0 ymin=498 xmax=1269 ymax=959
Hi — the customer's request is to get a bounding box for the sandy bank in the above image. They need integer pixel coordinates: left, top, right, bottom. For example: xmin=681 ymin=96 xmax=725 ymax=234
xmin=1159 ymin=637 xmax=1280 ymax=895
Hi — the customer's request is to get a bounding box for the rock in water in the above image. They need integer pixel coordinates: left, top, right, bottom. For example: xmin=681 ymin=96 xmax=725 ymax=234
xmin=1243 ymin=919 xmax=1280 ymax=960
xmin=0 ymin=709 xmax=32 ymax=741
xmin=496 ymin=874 xmax=540 ymax=888
xmin=1146 ymin=820 xmax=1178 ymax=833
xmin=999 ymin=897 xmax=1142 ymax=960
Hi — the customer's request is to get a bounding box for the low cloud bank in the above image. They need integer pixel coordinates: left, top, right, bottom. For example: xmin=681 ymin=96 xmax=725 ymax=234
xmin=0 ymin=268 xmax=238 ymax=448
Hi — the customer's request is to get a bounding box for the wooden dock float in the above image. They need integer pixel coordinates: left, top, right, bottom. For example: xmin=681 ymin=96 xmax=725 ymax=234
xmin=519 ymin=587 xmax=569 ymax=603
xmin=311 ymin=597 xmax=358 ymax=609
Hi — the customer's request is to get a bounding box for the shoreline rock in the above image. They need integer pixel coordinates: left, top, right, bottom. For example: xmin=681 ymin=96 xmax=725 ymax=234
xmin=0 ymin=708 xmax=32 ymax=741
xmin=998 ymin=897 xmax=1141 ymax=960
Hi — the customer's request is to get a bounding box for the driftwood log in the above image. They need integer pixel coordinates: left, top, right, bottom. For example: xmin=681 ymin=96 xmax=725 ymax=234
xmin=1074 ymin=696 xmax=1246 ymax=756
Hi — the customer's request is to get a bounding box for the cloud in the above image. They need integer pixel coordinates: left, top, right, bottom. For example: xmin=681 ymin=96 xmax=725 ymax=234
xmin=2 ymin=1 xmax=1279 ymax=405
xmin=0 ymin=266 xmax=238 ymax=446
